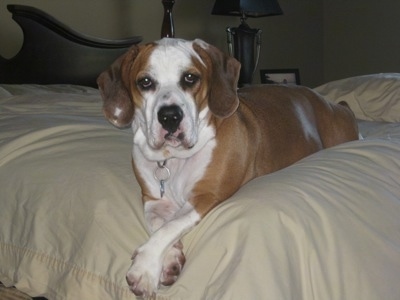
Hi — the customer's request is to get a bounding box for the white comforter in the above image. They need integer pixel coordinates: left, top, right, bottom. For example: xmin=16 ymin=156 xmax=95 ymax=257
xmin=1 ymin=74 xmax=400 ymax=299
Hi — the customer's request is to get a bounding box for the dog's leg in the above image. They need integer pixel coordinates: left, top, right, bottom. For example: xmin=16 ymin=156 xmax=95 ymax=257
xmin=126 ymin=200 xmax=194 ymax=296
xmin=144 ymin=198 xmax=187 ymax=284
xmin=143 ymin=200 xmax=186 ymax=287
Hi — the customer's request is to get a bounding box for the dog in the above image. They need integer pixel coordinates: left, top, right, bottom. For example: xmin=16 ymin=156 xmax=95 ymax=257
xmin=97 ymin=38 xmax=359 ymax=297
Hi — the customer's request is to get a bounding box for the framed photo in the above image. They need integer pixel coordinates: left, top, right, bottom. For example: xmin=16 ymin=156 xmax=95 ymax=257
xmin=260 ymin=69 xmax=300 ymax=85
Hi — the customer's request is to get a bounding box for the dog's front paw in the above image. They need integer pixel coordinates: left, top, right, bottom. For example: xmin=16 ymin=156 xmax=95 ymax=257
xmin=160 ymin=241 xmax=186 ymax=286
xmin=126 ymin=250 xmax=160 ymax=297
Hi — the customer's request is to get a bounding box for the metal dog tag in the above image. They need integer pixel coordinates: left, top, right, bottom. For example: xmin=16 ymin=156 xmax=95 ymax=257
xmin=159 ymin=180 xmax=165 ymax=198
xmin=154 ymin=160 xmax=170 ymax=198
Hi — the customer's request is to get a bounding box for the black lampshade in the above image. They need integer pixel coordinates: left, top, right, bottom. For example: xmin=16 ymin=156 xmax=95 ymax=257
xmin=212 ymin=0 xmax=283 ymax=18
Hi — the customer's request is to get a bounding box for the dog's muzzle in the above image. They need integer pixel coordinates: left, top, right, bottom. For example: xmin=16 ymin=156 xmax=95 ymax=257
xmin=158 ymin=105 xmax=184 ymax=134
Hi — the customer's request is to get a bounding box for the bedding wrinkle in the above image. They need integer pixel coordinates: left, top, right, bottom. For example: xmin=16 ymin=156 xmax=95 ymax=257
xmin=0 ymin=124 xmax=122 ymax=165
xmin=197 ymin=200 xmax=284 ymax=299
xmin=178 ymin=196 xmax=289 ymax=299
xmin=274 ymin=186 xmax=346 ymax=300
xmin=1 ymin=242 xmax=134 ymax=299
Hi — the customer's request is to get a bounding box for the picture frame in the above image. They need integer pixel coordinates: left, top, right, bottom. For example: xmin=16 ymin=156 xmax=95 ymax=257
xmin=260 ymin=69 xmax=301 ymax=85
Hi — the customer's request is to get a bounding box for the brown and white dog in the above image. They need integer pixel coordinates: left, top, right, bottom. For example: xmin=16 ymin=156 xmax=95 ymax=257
xmin=97 ymin=38 xmax=359 ymax=297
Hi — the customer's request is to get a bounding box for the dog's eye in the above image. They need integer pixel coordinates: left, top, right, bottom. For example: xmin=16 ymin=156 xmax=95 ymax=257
xmin=182 ymin=73 xmax=199 ymax=86
xmin=137 ymin=77 xmax=153 ymax=90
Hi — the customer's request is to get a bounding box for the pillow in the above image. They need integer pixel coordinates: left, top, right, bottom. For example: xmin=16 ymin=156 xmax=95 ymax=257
xmin=314 ymin=73 xmax=400 ymax=122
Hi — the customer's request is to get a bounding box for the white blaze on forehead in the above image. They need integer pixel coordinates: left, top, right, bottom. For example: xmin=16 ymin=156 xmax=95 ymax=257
xmin=148 ymin=39 xmax=206 ymax=84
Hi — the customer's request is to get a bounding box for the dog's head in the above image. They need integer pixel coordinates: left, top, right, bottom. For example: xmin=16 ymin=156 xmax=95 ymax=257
xmin=97 ymin=38 xmax=240 ymax=151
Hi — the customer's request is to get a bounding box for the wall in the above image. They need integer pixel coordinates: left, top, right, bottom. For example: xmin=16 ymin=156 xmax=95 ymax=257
xmin=0 ymin=0 xmax=323 ymax=86
xmin=323 ymin=0 xmax=400 ymax=82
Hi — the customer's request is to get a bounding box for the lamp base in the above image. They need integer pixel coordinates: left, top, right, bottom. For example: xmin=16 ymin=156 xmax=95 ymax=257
xmin=226 ymin=21 xmax=261 ymax=87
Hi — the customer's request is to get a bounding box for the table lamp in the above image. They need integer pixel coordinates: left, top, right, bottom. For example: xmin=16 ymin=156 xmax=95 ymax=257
xmin=212 ymin=0 xmax=283 ymax=86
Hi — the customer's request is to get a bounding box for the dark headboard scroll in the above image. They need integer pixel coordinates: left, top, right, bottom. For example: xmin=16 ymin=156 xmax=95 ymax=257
xmin=0 ymin=5 xmax=142 ymax=87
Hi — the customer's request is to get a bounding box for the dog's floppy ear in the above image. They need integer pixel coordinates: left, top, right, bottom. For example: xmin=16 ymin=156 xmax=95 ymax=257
xmin=193 ymin=40 xmax=241 ymax=118
xmin=97 ymin=45 xmax=141 ymax=128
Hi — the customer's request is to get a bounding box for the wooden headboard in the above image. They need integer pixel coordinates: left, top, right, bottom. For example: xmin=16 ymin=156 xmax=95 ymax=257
xmin=0 ymin=5 xmax=142 ymax=87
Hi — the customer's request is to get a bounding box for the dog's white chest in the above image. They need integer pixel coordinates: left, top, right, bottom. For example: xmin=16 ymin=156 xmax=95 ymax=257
xmin=133 ymin=136 xmax=216 ymax=206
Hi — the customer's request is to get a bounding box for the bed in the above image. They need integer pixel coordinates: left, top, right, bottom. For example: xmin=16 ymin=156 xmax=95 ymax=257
xmin=1 ymin=4 xmax=400 ymax=300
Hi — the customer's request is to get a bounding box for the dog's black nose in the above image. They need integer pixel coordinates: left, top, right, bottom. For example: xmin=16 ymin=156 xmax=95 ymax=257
xmin=158 ymin=105 xmax=183 ymax=133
